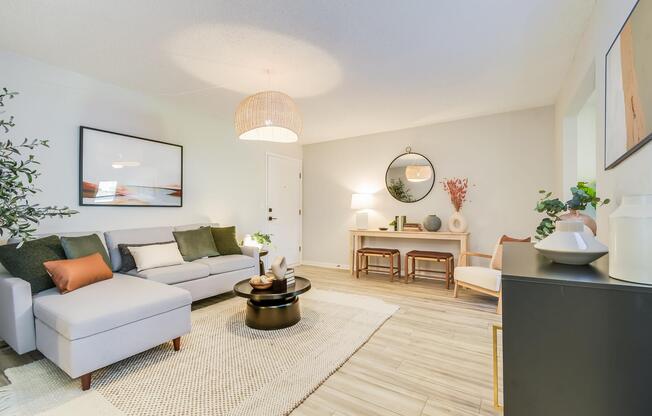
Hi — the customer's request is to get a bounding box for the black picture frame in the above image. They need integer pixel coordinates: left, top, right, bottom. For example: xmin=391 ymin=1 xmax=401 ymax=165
xmin=385 ymin=151 xmax=436 ymax=203
xmin=79 ymin=126 xmax=183 ymax=207
xmin=604 ymin=0 xmax=652 ymax=170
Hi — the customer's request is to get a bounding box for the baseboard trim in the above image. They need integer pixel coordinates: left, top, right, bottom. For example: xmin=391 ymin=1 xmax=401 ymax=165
xmin=300 ymin=260 xmax=350 ymax=270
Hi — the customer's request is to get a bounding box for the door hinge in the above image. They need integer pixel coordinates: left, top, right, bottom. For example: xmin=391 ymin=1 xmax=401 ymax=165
xmin=299 ymin=172 xmax=302 ymax=179
xmin=299 ymin=209 xmax=302 ymax=215
xmin=299 ymin=246 xmax=302 ymax=252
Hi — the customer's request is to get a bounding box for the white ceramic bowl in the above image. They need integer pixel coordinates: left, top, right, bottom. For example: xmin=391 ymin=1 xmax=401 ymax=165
xmin=534 ymin=220 xmax=608 ymax=265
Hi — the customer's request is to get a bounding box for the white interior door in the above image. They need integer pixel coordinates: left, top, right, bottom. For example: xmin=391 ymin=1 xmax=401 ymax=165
xmin=266 ymin=154 xmax=302 ymax=268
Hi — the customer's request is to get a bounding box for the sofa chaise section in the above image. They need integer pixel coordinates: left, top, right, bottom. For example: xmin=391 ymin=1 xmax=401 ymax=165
xmin=33 ymin=274 xmax=191 ymax=390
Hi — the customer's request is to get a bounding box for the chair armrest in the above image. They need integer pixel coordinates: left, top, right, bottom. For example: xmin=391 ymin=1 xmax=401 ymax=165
xmin=458 ymin=251 xmax=492 ymax=267
xmin=240 ymin=245 xmax=260 ymax=264
xmin=462 ymin=252 xmax=493 ymax=259
xmin=0 ymin=275 xmax=36 ymax=354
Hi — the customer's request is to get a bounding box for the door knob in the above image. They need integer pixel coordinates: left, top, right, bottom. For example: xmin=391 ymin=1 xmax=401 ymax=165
xmin=268 ymin=216 xmax=278 ymax=221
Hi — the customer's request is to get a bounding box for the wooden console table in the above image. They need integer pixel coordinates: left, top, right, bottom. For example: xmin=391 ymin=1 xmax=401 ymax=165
xmin=349 ymin=229 xmax=470 ymax=274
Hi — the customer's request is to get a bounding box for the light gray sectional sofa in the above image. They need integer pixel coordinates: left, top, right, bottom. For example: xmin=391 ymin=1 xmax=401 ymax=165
xmin=0 ymin=222 xmax=259 ymax=389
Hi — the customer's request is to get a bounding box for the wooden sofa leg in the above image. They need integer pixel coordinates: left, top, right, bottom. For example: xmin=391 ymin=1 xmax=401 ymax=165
xmin=173 ymin=337 xmax=181 ymax=351
xmin=81 ymin=373 xmax=92 ymax=391
xmin=453 ymin=282 xmax=459 ymax=298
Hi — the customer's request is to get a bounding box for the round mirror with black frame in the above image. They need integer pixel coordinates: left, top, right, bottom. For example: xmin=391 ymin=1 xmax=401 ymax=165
xmin=385 ymin=147 xmax=435 ymax=203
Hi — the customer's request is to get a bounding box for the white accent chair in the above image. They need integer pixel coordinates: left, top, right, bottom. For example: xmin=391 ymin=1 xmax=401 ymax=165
xmin=453 ymin=235 xmax=531 ymax=314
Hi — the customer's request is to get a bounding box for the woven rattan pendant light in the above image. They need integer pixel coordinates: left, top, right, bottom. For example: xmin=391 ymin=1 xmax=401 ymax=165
xmin=234 ymin=91 xmax=302 ymax=143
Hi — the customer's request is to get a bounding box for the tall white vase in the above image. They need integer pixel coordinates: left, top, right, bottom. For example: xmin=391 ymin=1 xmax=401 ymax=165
xmin=609 ymin=195 xmax=652 ymax=284
xmin=448 ymin=210 xmax=468 ymax=233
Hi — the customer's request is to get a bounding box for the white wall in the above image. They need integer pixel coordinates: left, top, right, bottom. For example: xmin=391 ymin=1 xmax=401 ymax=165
xmin=555 ymin=0 xmax=652 ymax=243
xmin=302 ymin=107 xmax=555 ymax=269
xmin=1 ymin=52 xmax=302 ymax=238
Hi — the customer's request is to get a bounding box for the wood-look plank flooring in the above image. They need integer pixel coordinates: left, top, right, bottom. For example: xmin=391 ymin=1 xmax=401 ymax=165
xmin=0 ymin=265 xmax=503 ymax=415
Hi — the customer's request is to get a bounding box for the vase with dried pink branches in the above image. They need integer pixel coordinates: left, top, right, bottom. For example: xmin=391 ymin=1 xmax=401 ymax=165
xmin=442 ymin=178 xmax=469 ymax=232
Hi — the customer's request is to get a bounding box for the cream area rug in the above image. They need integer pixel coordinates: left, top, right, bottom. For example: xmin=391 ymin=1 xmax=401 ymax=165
xmin=0 ymin=289 xmax=398 ymax=416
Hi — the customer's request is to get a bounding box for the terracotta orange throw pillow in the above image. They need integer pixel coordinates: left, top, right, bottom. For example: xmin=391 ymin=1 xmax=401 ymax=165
xmin=44 ymin=252 xmax=113 ymax=293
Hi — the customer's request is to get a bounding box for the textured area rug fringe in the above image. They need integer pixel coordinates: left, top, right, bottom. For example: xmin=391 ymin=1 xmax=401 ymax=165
xmin=0 ymin=385 xmax=16 ymax=416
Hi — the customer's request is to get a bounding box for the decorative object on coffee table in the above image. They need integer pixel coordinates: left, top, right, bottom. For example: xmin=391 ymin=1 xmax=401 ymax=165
xmin=249 ymin=275 xmax=273 ymax=290
xmin=442 ymin=177 xmax=470 ymax=232
xmin=534 ymin=220 xmax=608 ymax=265
xmin=271 ymin=256 xmax=288 ymax=279
xmin=234 ymin=276 xmax=311 ymax=330
xmin=423 ymin=214 xmax=442 ymax=231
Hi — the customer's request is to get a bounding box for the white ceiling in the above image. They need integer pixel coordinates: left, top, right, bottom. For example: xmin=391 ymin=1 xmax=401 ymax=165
xmin=0 ymin=0 xmax=595 ymax=144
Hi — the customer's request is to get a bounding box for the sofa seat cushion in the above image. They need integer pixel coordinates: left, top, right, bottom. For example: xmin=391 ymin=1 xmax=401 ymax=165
xmin=32 ymin=274 xmax=191 ymax=341
xmin=194 ymin=255 xmax=256 ymax=275
xmin=129 ymin=262 xmax=210 ymax=285
xmin=454 ymin=266 xmax=502 ymax=292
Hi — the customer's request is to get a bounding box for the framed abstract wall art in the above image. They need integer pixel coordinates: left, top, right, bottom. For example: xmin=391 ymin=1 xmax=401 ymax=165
xmin=605 ymin=0 xmax=652 ymax=169
xmin=79 ymin=127 xmax=183 ymax=207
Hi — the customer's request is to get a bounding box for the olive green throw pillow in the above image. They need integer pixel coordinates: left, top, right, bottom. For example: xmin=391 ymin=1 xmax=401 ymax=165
xmin=60 ymin=234 xmax=111 ymax=268
xmin=173 ymin=227 xmax=220 ymax=261
xmin=0 ymin=235 xmax=65 ymax=294
xmin=210 ymin=226 xmax=242 ymax=255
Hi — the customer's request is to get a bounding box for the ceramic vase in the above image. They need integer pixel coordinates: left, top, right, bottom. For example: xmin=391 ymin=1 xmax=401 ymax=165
xmin=609 ymin=195 xmax=652 ymax=284
xmin=423 ymin=214 xmax=442 ymax=232
xmin=559 ymin=210 xmax=597 ymax=235
xmin=448 ymin=210 xmax=468 ymax=233
xmin=534 ymin=220 xmax=607 ymax=265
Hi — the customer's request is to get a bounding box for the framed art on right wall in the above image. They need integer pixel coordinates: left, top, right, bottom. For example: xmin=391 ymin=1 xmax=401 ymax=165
xmin=605 ymin=0 xmax=652 ymax=170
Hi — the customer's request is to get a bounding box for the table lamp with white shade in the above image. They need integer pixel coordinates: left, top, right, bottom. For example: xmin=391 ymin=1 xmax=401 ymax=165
xmin=351 ymin=193 xmax=372 ymax=229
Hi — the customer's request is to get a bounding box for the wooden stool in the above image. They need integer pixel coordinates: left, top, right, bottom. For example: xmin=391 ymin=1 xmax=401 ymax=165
xmin=356 ymin=247 xmax=401 ymax=281
xmin=405 ymin=250 xmax=454 ymax=289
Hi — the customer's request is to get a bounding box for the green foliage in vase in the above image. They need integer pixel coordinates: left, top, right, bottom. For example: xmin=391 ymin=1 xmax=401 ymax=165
xmin=387 ymin=178 xmax=413 ymax=202
xmin=1 ymin=88 xmax=77 ymax=243
xmin=566 ymin=181 xmax=610 ymax=211
xmin=252 ymin=232 xmax=272 ymax=246
xmin=534 ymin=182 xmax=610 ymax=241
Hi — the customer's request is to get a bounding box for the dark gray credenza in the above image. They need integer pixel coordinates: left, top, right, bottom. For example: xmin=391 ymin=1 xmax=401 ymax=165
xmin=502 ymin=243 xmax=652 ymax=416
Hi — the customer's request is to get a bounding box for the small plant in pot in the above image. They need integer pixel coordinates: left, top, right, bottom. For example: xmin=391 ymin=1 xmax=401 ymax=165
xmin=535 ymin=182 xmax=610 ymax=240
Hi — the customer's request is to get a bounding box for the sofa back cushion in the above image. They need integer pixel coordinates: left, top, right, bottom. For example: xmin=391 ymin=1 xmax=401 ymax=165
xmin=104 ymin=226 xmax=175 ymax=271
xmin=210 ymin=226 xmax=242 ymax=255
xmin=173 ymin=222 xmax=218 ymax=232
xmin=0 ymin=235 xmax=65 ymax=294
xmin=128 ymin=242 xmax=185 ymax=271
xmin=173 ymin=228 xmax=220 ymax=261
xmin=61 ymin=234 xmax=112 ymax=268
xmin=117 ymin=241 xmax=175 ymax=273
xmin=44 ymin=252 xmax=113 ymax=294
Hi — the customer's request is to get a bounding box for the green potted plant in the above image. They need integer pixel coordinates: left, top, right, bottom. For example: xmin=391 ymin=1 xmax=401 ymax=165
xmin=1 ymin=88 xmax=77 ymax=244
xmin=535 ymin=182 xmax=610 ymax=240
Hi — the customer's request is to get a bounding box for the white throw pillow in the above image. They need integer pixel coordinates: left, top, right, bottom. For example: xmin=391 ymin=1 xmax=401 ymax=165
xmin=128 ymin=242 xmax=185 ymax=271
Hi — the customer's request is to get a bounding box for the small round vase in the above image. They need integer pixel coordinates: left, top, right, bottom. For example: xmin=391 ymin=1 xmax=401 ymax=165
xmin=423 ymin=214 xmax=442 ymax=232
xmin=448 ymin=210 xmax=468 ymax=233
xmin=559 ymin=210 xmax=596 ymax=235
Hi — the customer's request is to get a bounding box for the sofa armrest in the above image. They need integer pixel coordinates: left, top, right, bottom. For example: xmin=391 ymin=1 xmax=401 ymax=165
xmin=240 ymin=245 xmax=260 ymax=264
xmin=0 ymin=275 xmax=36 ymax=354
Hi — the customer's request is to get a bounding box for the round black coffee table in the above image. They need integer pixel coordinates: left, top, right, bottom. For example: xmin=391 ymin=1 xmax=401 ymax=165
xmin=233 ymin=277 xmax=311 ymax=330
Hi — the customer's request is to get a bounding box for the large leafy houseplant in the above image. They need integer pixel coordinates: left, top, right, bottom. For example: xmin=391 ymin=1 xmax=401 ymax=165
xmin=534 ymin=182 xmax=610 ymax=240
xmin=1 ymin=88 xmax=77 ymax=244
